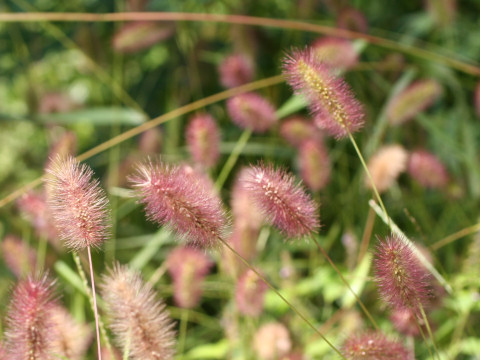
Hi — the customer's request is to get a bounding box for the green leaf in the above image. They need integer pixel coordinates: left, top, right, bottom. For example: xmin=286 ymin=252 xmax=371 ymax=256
xmin=183 ymin=339 xmax=229 ymax=359
xmin=37 ymin=107 xmax=147 ymax=126
xmin=275 ymin=94 xmax=308 ymax=119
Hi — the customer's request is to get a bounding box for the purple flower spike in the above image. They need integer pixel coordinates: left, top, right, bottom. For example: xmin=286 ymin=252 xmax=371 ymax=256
xmin=4 ymin=275 xmax=58 ymax=359
xmin=46 ymin=156 xmax=110 ymax=251
xmin=130 ymin=161 xmax=228 ymax=247
xmin=241 ymin=163 xmax=319 ymax=239
xmin=186 ymin=113 xmax=221 ymax=169
xmin=283 ymin=48 xmax=365 ymax=139
xmin=374 ymin=235 xmax=431 ymax=313
xmin=227 ymin=92 xmax=277 ymax=133
xmin=342 ymin=331 xmax=410 ymax=360
xmin=101 ymin=264 xmax=176 ymax=360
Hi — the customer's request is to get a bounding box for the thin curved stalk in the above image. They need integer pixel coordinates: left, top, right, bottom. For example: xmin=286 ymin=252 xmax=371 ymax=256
xmin=347 ymin=131 xmax=391 ymax=229
xmin=0 ymin=75 xmax=284 ymax=209
xmin=72 ymin=252 xmax=113 ymax=357
xmin=87 ymin=246 xmax=102 ymax=360
xmin=311 ymin=237 xmax=379 ymax=330
xmin=0 ymin=12 xmax=479 ymax=76
xmin=431 ymin=222 xmax=480 ymax=250
xmin=219 ymin=237 xmax=346 ymax=359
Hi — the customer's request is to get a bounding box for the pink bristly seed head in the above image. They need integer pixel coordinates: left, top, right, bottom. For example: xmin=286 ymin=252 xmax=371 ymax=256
xmin=219 ymin=53 xmax=254 ymax=88
xmin=46 ymin=156 xmax=110 ymax=251
xmin=279 ymin=115 xmax=322 ymax=147
xmin=130 ymin=161 xmax=228 ymax=247
xmin=374 ymin=235 xmax=431 ymax=313
xmin=166 ymin=246 xmax=213 ymax=308
xmin=311 ymin=37 xmax=358 ymax=71
xmin=387 ymin=79 xmax=442 ymax=125
xmin=1 ymin=234 xmax=37 ymax=278
xmin=282 ymin=48 xmax=365 ymax=139
xmin=101 ymin=264 xmax=176 ymax=360
xmin=235 ymin=268 xmax=268 ymax=317
xmin=226 ymin=92 xmax=277 ymax=133
xmin=4 ymin=274 xmax=58 ymax=359
xmin=342 ymin=330 xmax=410 ymax=360
xmin=240 ymin=163 xmax=319 ymax=239
xmin=186 ymin=113 xmax=221 ymax=169
xmin=408 ymin=150 xmax=448 ymax=189
xmin=298 ymin=139 xmax=331 ymax=191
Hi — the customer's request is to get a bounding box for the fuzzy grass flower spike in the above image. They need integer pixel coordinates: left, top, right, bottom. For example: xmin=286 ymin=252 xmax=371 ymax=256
xmin=342 ymin=331 xmax=410 ymax=360
xmin=240 ymin=163 xmax=319 ymax=238
xmin=282 ymin=47 xmax=364 ymax=139
xmin=101 ymin=264 xmax=176 ymax=360
xmin=130 ymin=161 xmax=228 ymax=247
xmin=4 ymin=274 xmax=58 ymax=360
xmin=374 ymin=235 xmax=431 ymax=313
xmin=46 ymin=156 xmax=110 ymax=251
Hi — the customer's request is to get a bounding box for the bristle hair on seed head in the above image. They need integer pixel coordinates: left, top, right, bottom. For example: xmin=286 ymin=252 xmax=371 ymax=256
xmin=235 ymin=268 xmax=268 ymax=317
xmin=342 ymin=330 xmax=410 ymax=360
xmin=51 ymin=305 xmax=92 ymax=360
xmin=167 ymin=246 xmax=213 ymax=308
xmin=186 ymin=113 xmax=221 ymax=169
xmin=374 ymin=235 xmax=431 ymax=313
xmin=46 ymin=156 xmax=110 ymax=251
xmin=130 ymin=160 xmax=228 ymax=248
xmin=240 ymin=163 xmax=319 ymax=239
xmin=219 ymin=53 xmax=254 ymax=88
xmin=101 ymin=263 xmax=176 ymax=360
xmin=4 ymin=274 xmax=58 ymax=360
xmin=226 ymin=92 xmax=277 ymax=133
xmin=408 ymin=150 xmax=448 ymax=189
xmin=282 ymin=47 xmax=364 ymax=139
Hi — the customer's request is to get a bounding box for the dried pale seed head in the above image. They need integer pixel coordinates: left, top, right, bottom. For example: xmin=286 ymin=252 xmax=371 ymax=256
xmin=51 ymin=305 xmax=93 ymax=360
xmin=283 ymin=48 xmax=365 ymax=139
xmin=4 ymin=274 xmax=58 ymax=360
xmin=219 ymin=53 xmax=255 ymax=88
xmin=101 ymin=264 xmax=176 ymax=360
xmin=390 ymin=308 xmax=423 ymax=337
xmin=226 ymin=92 xmax=277 ymax=133
xmin=130 ymin=161 xmax=228 ymax=247
xmin=112 ymin=21 xmax=175 ymax=53
xmin=186 ymin=113 xmax=221 ymax=169
xmin=235 ymin=268 xmax=268 ymax=317
xmin=366 ymin=144 xmax=408 ymax=193
xmin=311 ymin=37 xmax=359 ymax=71
xmin=167 ymin=246 xmax=213 ymax=308
xmin=374 ymin=235 xmax=431 ymax=313
xmin=279 ymin=115 xmax=323 ymax=147
xmin=240 ymin=163 xmax=319 ymax=239
xmin=387 ymin=79 xmax=442 ymax=125
xmin=408 ymin=150 xmax=448 ymax=189
xmin=46 ymin=156 xmax=110 ymax=251
xmin=342 ymin=331 xmax=410 ymax=360
xmin=138 ymin=127 xmax=163 ymax=155
xmin=1 ymin=234 xmax=37 ymax=278
xmin=253 ymin=322 xmax=292 ymax=360
xmin=298 ymin=139 xmax=331 ymax=191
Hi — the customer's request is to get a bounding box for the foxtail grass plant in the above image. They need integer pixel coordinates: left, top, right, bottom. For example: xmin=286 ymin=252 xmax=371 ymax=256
xmin=46 ymin=156 xmax=110 ymax=360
